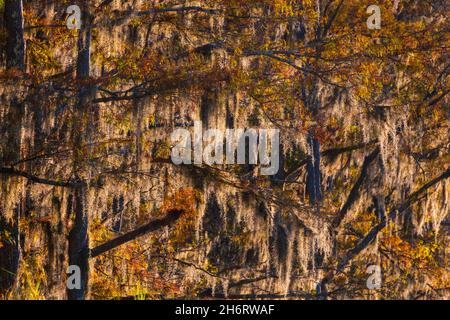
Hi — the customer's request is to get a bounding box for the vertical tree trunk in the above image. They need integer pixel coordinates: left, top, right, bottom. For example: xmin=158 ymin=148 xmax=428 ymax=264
xmin=303 ymin=80 xmax=322 ymax=205
xmin=296 ymin=9 xmax=323 ymax=206
xmin=67 ymin=3 xmax=92 ymax=300
xmin=306 ymin=2 xmax=323 ymax=206
xmin=0 ymin=0 xmax=26 ymax=297
xmin=306 ymin=129 xmax=322 ymax=204
xmin=4 ymin=0 xmax=25 ymax=71
xmin=67 ymin=187 xmax=89 ymax=300
xmin=0 ymin=206 xmax=20 ymax=296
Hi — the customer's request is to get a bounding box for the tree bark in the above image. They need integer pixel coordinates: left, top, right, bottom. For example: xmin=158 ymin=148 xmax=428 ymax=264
xmin=67 ymin=187 xmax=89 ymax=300
xmin=0 ymin=206 xmax=20 ymax=296
xmin=90 ymin=209 xmax=185 ymax=258
xmin=306 ymin=130 xmax=322 ymax=204
xmin=4 ymin=0 xmax=25 ymax=71
xmin=67 ymin=3 xmax=93 ymax=300
xmin=0 ymin=1 xmax=26 ymax=297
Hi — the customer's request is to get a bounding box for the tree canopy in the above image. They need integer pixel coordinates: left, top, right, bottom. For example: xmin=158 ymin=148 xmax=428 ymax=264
xmin=0 ymin=0 xmax=448 ymax=300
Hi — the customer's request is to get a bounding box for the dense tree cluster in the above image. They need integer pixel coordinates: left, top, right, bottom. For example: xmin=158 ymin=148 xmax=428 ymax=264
xmin=0 ymin=0 xmax=448 ymax=300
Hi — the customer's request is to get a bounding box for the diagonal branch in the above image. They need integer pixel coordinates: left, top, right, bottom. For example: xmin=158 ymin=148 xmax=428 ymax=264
xmin=333 ymin=146 xmax=380 ymax=228
xmin=284 ymin=140 xmax=378 ymax=184
xmin=322 ymin=0 xmax=344 ymax=37
xmin=319 ymin=166 xmax=450 ymax=296
xmin=90 ymin=209 xmax=185 ymax=258
xmin=0 ymin=167 xmax=81 ymax=188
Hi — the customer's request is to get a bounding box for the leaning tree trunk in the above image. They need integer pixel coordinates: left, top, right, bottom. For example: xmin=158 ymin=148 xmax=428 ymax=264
xmin=0 ymin=0 xmax=25 ymax=297
xmin=67 ymin=3 xmax=93 ymax=300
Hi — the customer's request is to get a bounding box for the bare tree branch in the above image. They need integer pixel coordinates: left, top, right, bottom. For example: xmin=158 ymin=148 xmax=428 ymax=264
xmin=333 ymin=146 xmax=380 ymax=228
xmin=319 ymin=166 xmax=450 ymax=296
xmin=90 ymin=209 xmax=185 ymax=258
xmin=0 ymin=167 xmax=81 ymax=188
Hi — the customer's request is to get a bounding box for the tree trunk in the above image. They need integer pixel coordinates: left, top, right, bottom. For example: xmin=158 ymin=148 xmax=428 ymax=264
xmin=0 ymin=205 xmax=20 ymax=296
xmin=0 ymin=0 xmax=26 ymax=297
xmin=306 ymin=130 xmax=322 ymax=204
xmin=4 ymin=0 xmax=25 ymax=71
xmin=67 ymin=187 xmax=89 ymax=300
xmin=67 ymin=3 xmax=93 ymax=300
